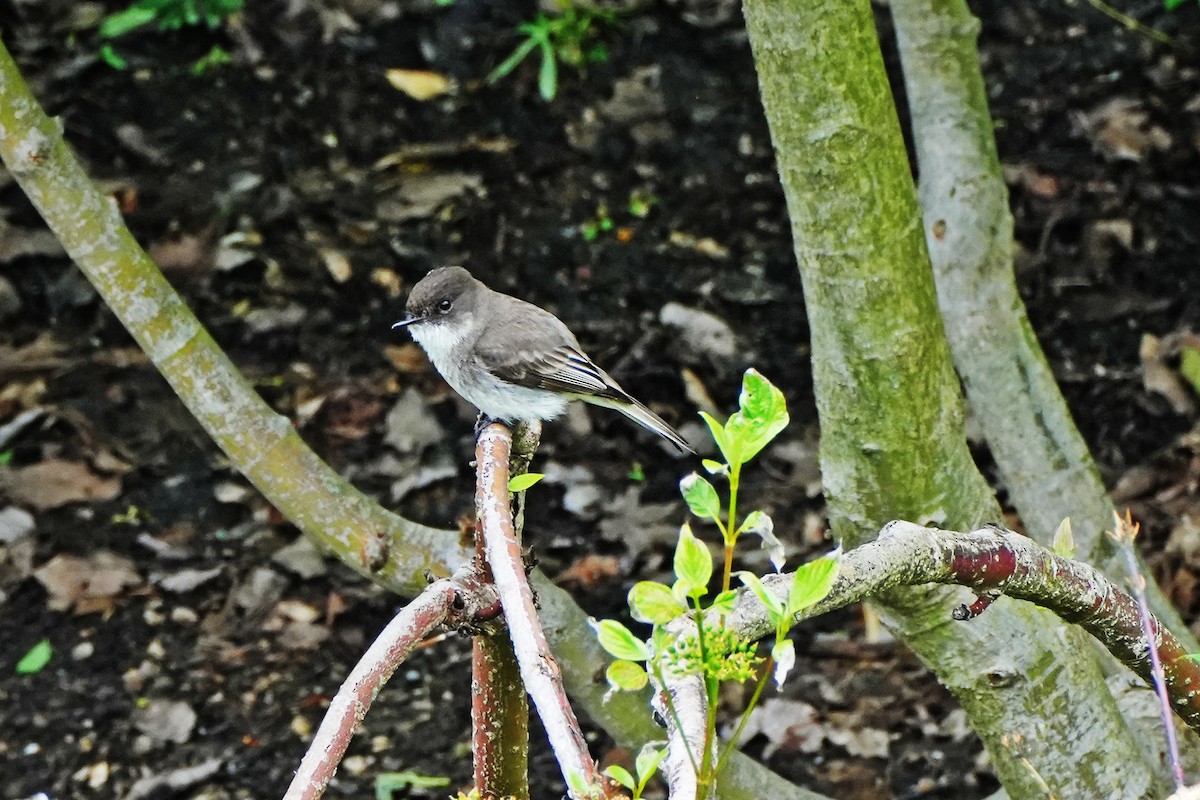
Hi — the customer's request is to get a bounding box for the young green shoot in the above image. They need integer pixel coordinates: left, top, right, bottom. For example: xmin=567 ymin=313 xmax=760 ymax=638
xmin=485 ymin=0 xmax=616 ymax=101
xmin=507 ymin=472 xmax=545 ymax=493
xmin=688 ymin=368 xmax=789 ymax=591
xmin=595 ymin=370 xmax=839 ymax=791
xmin=16 ymin=639 xmax=52 ymax=675
xmin=98 ymin=0 xmax=243 ymax=70
xmin=603 ymin=741 xmax=668 ymax=800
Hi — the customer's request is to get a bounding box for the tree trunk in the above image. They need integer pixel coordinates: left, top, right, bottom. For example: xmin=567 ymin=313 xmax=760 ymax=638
xmin=741 ymin=0 xmax=1167 ymax=795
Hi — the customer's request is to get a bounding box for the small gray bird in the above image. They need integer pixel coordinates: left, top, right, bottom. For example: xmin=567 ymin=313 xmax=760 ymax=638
xmin=393 ymin=266 xmax=694 ymax=453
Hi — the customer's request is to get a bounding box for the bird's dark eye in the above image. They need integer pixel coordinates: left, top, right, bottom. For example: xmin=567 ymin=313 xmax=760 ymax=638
xmin=437 ymin=299 xmax=453 ymax=313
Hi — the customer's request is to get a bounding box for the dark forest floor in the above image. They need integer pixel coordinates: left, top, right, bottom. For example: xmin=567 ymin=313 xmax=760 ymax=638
xmin=1 ymin=0 xmax=1199 ymax=798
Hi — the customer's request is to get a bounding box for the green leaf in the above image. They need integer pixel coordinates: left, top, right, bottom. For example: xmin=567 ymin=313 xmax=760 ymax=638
xmin=698 ymin=411 xmax=734 ymax=462
xmin=673 ymin=523 xmax=712 ymax=596
xmin=707 ymin=588 xmax=738 ymax=616
xmin=99 ymin=6 xmax=158 ymax=38
xmin=603 ymin=764 xmax=636 ymax=790
xmin=1052 ymin=517 xmax=1075 ymax=559
xmin=98 ymin=44 xmax=129 ymax=70
xmin=739 ymin=368 xmax=787 ymax=423
xmin=508 ymin=472 xmax=544 ymax=492
xmin=374 ymin=770 xmax=450 ymax=798
xmin=592 ymin=619 xmax=650 ymax=661
xmin=605 ymin=659 xmax=648 ymax=692
xmin=680 ymin=473 xmax=721 ymax=520
xmin=725 ymin=369 xmax=788 ymax=464
xmin=485 ymin=36 xmax=540 ymax=84
xmin=190 ymin=44 xmax=231 ymax=76
xmin=628 ymin=581 xmax=686 ymax=625
xmin=785 ymin=553 xmax=839 ymax=618
xmin=650 ymin=626 xmax=676 ymax=656
xmin=537 ymin=40 xmax=558 ymax=100
xmin=1181 ymin=347 xmax=1200 ymax=394
xmin=634 ymin=742 xmax=667 ymax=789
xmin=566 ymin=771 xmax=589 ymax=798
xmin=701 ymin=458 xmax=727 ymax=476
xmin=586 ymin=43 xmax=608 ymax=64
xmin=726 ymin=370 xmax=789 ymax=463
xmin=737 ymin=571 xmax=784 ymax=621
xmin=16 ymin=639 xmax=52 ymax=675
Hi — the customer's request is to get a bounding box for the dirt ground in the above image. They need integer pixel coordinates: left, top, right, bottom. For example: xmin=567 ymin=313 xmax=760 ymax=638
xmin=1 ymin=0 xmax=1199 ymax=798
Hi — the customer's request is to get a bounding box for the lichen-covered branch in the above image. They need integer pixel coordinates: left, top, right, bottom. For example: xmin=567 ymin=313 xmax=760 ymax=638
xmin=0 ymin=41 xmax=470 ymax=596
xmin=727 ymin=521 xmax=1200 ymax=732
xmin=471 ymin=423 xmax=538 ymax=800
xmin=889 ymin=0 xmax=1195 ymax=650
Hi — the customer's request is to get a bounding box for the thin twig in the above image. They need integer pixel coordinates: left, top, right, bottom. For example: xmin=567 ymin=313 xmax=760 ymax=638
xmin=1110 ymin=512 xmax=1185 ymax=790
xmin=1082 ymin=0 xmax=1173 ymax=46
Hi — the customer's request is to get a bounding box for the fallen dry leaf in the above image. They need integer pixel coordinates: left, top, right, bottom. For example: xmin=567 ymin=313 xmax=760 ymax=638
xmin=736 ymin=698 xmax=824 ymax=758
xmin=382 ymin=343 xmax=429 ymax=374
xmin=385 ymin=69 xmax=451 ymax=101
xmin=376 ymin=171 xmax=484 ymax=222
xmin=1076 ymin=97 xmax=1172 ymax=162
xmin=1001 ymin=162 xmax=1059 ymax=199
xmin=277 ymin=620 xmax=330 ymax=651
xmin=0 ymin=333 xmax=70 ymax=379
xmin=149 ymin=229 xmax=217 ymax=277
xmin=0 ymin=458 xmax=122 ymax=510
xmin=555 ymin=554 xmax=621 ymax=588
xmin=132 ymin=699 xmax=197 ymax=744
xmin=1141 ymin=333 xmax=1199 ymax=416
xmin=0 ymin=505 xmax=35 ymax=543
xmin=33 ymin=551 xmax=142 ymax=612
xmin=318 ymin=247 xmax=353 ymax=283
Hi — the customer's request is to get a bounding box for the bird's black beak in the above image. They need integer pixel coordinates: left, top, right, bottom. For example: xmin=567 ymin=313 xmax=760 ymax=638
xmin=391 ymin=314 xmax=424 ymax=330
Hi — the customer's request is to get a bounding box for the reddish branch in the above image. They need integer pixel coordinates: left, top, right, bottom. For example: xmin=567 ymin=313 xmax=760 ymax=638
xmin=474 ymin=423 xmax=609 ymax=795
xmin=283 ymin=566 xmax=498 ymax=800
xmin=728 ymin=521 xmax=1200 ymax=733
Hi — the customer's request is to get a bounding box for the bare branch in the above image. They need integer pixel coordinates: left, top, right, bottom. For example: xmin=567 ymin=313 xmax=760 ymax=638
xmin=283 ymin=566 xmax=497 ymax=800
xmin=727 ymin=522 xmax=1200 ymax=733
xmin=474 ymin=423 xmax=607 ymax=796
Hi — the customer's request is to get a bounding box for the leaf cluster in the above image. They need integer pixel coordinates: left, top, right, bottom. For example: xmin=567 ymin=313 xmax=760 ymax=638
xmin=485 ymin=1 xmax=617 ymax=101
xmin=100 ymin=0 xmax=243 ymax=39
xmin=593 ymin=370 xmax=840 ymax=791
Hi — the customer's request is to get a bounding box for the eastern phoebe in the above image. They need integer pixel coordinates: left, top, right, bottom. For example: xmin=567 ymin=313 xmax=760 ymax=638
xmin=393 ymin=266 xmax=695 ymax=453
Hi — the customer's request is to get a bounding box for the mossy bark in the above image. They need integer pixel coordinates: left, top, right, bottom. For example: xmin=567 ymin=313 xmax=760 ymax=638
xmin=741 ymin=0 xmax=1166 ymax=796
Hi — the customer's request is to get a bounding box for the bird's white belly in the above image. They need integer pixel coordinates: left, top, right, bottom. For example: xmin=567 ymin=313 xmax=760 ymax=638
xmin=411 ymin=323 xmax=568 ymax=422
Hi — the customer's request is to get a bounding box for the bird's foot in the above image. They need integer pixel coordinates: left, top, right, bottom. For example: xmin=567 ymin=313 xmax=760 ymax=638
xmin=474 ymin=412 xmax=501 ymax=440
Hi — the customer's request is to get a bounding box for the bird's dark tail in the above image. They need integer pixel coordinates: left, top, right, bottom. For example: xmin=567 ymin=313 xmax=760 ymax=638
xmin=584 ymin=395 xmax=695 ymax=454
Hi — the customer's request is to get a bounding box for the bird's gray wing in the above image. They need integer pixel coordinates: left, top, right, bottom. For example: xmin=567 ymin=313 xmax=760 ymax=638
xmin=482 ymin=342 xmax=630 ymax=400
xmin=474 ymin=303 xmax=628 ymax=400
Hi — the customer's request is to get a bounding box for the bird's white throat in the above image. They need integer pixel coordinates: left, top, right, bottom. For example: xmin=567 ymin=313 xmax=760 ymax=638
xmin=408 ymin=318 xmax=470 ymax=368
xmin=410 ymin=318 xmax=569 ymax=422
